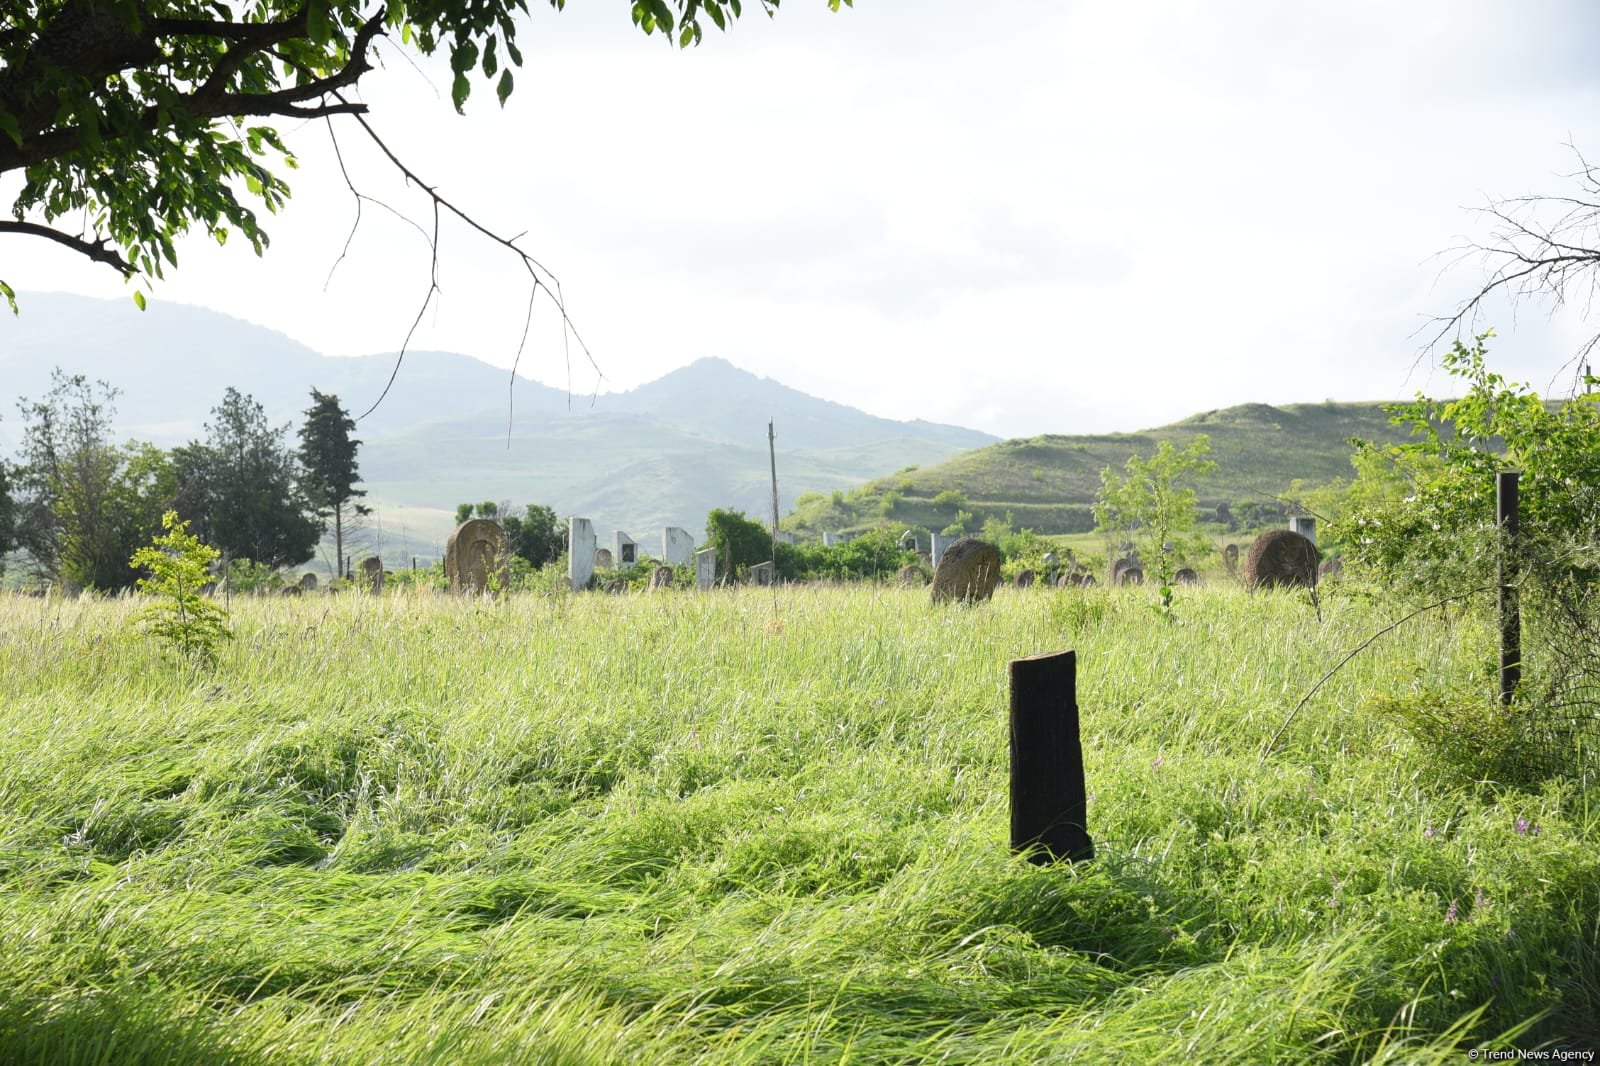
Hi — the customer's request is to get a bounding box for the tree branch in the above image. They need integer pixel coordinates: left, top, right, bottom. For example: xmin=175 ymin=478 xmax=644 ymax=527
xmin=328 ymin=96 xmax=604 ymax=423
xmin=1423 ymin=142 xmax=1600 ymax=391
xmin=0 ymin=10 xmax=383 ymax=175
xmin=0 ymin=220 xmax=132 ymax=275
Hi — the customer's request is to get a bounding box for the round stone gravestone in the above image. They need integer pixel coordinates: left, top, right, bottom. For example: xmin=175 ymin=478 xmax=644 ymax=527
xmin=930 ymin=538 xmax=1002 ymax=605
xmin=1015 ymin=568 xmax=1036 ymax=588
xmin=1244 ymin=528 xmax=1319 ymax=591
xmin=446 ymin=519 xmax=508 ymax=593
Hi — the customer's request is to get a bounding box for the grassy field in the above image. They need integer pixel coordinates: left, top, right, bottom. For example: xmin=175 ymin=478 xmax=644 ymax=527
xmin=1 ymin=585 xmax=1596 ymax=1064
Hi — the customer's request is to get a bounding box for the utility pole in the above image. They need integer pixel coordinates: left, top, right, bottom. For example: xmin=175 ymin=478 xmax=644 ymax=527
xmin=768 ymin=419 xmax=780 ymax=568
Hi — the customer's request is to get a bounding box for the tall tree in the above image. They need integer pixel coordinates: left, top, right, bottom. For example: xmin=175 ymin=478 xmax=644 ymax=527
xmin=503 ymin=504 xmax=562 ymax=568
xmin=176 ymin=388 xmax=320 ymax=568
xmin=298 ymin=390 xmax=369 ymax=578
xmin=0 ymin=454 xmax=16 ymax=572
xmin=12 ymin=371 xmax=175 ymax=590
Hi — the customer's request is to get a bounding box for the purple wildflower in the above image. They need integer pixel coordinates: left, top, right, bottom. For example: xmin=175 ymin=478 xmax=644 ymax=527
xmin=1515 ymin=817 xmax=1530 ymax=835
xmin=1152 ymin=756 xmax=1164 ymax=770
xmin=1424 ymin=826 xmax=1437 ymax=839
xmin=1475 ymin=887 xmax=1489 ymax=911
xmin=1445 ymin=898 xmax=1459 ymax=924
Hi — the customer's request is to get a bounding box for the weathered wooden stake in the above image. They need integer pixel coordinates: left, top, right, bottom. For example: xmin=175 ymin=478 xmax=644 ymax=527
xmin=1498 ymin=470 xmax=1521 ymax=706
xmin=1010 ymin=650 xmax=1094 ymax=863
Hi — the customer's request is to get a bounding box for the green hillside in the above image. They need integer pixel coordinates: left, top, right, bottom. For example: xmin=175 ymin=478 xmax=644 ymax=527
xmin=787 ymin=401 xmax=1418 ymax=536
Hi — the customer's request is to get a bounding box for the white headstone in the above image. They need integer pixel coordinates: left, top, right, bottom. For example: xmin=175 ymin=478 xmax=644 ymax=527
xmin=750 ymin=560 xmax=774 ymax=586
xmin=1289 ymin=516 xmax=1317 ymax=545
xmin=823 ymin=531 xmax=840 ymax=547
xmin=931 ymin=532 xmax=957 ymax=568
xmin=663 ymin=527 xmax=695 ymax=565
xmin=774 ymin=530 xmax=799 ymax=545
xmin=695 ymin=547 xmax=717 ymax=590
xmin=568 ymin=517 xmax=596 ymax=590
xmin=614 ymin=530 xmax=638 ymax=566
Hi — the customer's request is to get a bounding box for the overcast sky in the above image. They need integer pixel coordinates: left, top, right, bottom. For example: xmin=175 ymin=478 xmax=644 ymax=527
xmin=10 ymin=0 xmax=1600 ymax=438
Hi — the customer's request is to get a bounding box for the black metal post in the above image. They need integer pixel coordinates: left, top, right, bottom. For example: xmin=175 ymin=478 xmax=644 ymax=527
xmin=1010 ymin=650 xmax=1094 ymax=863
xmin=1497 ymin=471 xmax=1521 ymax=706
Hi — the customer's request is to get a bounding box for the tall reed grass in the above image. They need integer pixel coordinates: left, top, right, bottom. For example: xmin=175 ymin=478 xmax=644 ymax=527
xmin=0 ymin=584 xmax=1593 ymax=1063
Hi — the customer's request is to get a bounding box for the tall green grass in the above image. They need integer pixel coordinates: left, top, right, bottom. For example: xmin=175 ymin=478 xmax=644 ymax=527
xmin=1 ymin=584 xmax=1594 ymax=1063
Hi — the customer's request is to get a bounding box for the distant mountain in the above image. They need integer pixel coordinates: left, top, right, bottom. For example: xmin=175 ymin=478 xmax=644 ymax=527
xmin=786 ymin=400 xmax=1421 ymax=536
xmin=2 ymin=293 xmax=998 ymax=556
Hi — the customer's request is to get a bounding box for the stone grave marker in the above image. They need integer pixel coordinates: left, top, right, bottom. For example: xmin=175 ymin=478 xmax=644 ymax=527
xmin=298 ymin=572 xmax=318 ymax=592
xmin=930 ymin=538 xmax=1002 ymax=605
xmin=1222 ymin=542 xmax=1240 ymax=576
xmin=649 ymin=565 xmax=674 ymax=590
xmin=446 ymin=519 xmax=508 ymax=593
xmin=614 ymin=531 xmax=638 ymax=566
xmin=1289 ymin=515 xmax=1318 ymax=545
xmin=898 ymin=564 xmax=926 ymax=587
xmin=1174 ymin=567 xmax=1199 ymax=584
xmin=1015 ymin=568 xmax=1036 ymax=588
xmin=1244 ymin=528 xmax=1319 ymax=591
xmin=595 ymin=547 xmax=614 ymax=570
xmin=930 ymin=532 xmax=957 ymax=569
xmin=662 ymin=527 xmax=695 ymax=565
xmin=1115 ymin=565 xmax=1144 ymax=586
xmin=695 ymin=547 xmax=717 ymax=590
xmin=358 ymin=556 xmax=384 ymax=593
xmin=568 ymin=517 xmax=596 ymax=590
xmin=749 ymin=561 xmax=774 ymax=586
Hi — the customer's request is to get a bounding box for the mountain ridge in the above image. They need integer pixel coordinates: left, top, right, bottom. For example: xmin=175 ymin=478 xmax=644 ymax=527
xmin=2 ymin=292 xmax=998 ymax=553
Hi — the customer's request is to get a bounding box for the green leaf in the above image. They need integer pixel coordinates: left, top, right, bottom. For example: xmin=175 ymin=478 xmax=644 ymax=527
xmin=648 ymin=0 xmax=676 ymax=32
xmin=133 ymin=290 xmax=147 ymax=311
xmin=496 ymin=69 xmax=514 ymax=107
xmin=245 ymin=173 xmax=263 ymax=195
xmin=679 ymin=23 xmax=694 ymax=47
xmin=0 ymin=108 xmax=21 ymax=149
xmin=452 ymin=72 xmax=471 ymax=113
xmin=0 ymin=279 xmax=16 ymax=314
xmin=483 ymin=36 xmax=498 ymax=78
xmin=307 ymin=0 xmax=332 ymax=45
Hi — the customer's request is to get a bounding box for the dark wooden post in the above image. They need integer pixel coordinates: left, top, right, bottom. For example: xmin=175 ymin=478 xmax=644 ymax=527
xmin=1010 ymin=650 xmax=1094 ymax=863
xmin=1497 ymin=471 xmax=1521 ymax=706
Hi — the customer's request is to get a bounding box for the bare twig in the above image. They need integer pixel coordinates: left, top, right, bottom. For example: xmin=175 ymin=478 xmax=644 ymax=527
xmin=1422 ymin=142 xmax=1600 ymax=392
xmin=330 ymin=96 xmax=603 ymax=423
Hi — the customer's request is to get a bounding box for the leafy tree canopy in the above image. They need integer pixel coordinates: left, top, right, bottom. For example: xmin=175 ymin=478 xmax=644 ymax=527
xmin=0 ymin=0 xmax=850 ymax=312
xmin=175 ymin=386 xmax=320 ymax=568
